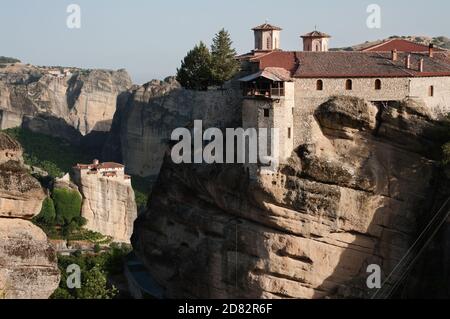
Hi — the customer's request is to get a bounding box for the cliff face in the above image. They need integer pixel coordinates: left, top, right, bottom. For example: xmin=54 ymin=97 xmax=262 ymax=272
xmin=132 ymin=97 xmax=446 ymax=298
xmin=103 ymin=78 xmax=242 ymax=178
xmin=0 ymin=63 xmax=132 ymax=140
xmin=0 ymin=133 xmax=60 ymax=299
xmin=73 ymin=173 xmax=137 ymax=243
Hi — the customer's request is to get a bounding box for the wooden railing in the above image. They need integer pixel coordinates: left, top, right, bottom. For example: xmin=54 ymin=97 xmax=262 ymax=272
xmin=243 ymin=87 xmax=285 ymax=98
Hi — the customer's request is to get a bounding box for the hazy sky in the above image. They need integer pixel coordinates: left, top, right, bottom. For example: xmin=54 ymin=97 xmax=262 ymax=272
xmin=1 ymin=0 xmax=449 ymax=84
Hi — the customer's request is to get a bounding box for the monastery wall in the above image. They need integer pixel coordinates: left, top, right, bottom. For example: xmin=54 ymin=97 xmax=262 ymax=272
xmin=409 ymin=76 xmax=450 ymax=116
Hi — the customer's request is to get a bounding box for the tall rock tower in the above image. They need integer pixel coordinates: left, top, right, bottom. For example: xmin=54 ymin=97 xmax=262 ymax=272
xmin=252 ymin=23 xmax=282 ymax=51
xmin=301 ymin=30 xmax=331 ymax=52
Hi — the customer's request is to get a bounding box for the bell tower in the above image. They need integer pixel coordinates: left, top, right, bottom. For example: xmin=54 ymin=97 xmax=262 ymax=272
xmin=252 ymin=23 xmax=282 ymax=51
xmin=301 ymin=30 xmax=331 ymax=52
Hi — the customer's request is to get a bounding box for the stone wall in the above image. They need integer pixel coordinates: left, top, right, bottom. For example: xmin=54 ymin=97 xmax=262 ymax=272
xmin=293 ymin=76 xmax=450 ymax=119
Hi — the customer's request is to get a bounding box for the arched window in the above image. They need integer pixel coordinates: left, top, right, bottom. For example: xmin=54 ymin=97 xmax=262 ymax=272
xmin=266 ymin=36 xmax=272 ymax=50
xmin=316 ymin=80 xmax=323 ymax=91
xmin=375 ymin=79 xmax=382 ymax=90
xmin=346 ymin=79 xmax=353 ymax=91
xmin=429 ymin=85 xmax=434 ymax=97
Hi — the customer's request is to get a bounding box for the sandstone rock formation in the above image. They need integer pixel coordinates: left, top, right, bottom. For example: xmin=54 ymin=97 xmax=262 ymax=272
xmin=0 ymin=63 xmax=132 ymax=139
xmin=72 ymin=170 xmax=137 ymax=243
xmin=0 ymin=132 xmax=60 ymax=299
xmin=132 ymin=97 xmax=447 ymax=299
xmin=103 ymin=78 xmax=242 ymax=178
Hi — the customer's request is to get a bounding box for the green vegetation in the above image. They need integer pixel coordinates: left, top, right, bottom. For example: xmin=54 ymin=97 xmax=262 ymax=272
xmin=0 ymin=56 xmax=20 ymax=64
xmin=177 ymin=29 xmax=239 ymax=90
xmin=33 ymin=191 xmax=103 ymax=242
xmin=177 ymin=41 xmax=213 ymax=91
xmin=4 ymin=128 xmax=94 ymax=178
xmin=211 ymin=29 xmax=240 ymax=87
xmin=33 ymin=197 xmax=56 ymax=225
xmin=131 ymin=175 xmax=152 ymax=210
xmin=52 ymin=244 xmax=131 ymax=299
xmin=53 ymin=188 xmax=83 ymax=225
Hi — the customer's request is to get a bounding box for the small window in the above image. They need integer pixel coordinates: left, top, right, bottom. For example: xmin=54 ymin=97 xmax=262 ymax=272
xmin=288 ymin=128 xmax=292 ymax=139
xmin=346 ymin=79 xmax=353 ymax=91
xmin=375 ymin=79 xmax=382 ymax=90
xmin=267 ymin=38 xmax=271 ymax=50
xmin=429 ymin=85 xmax=434 ymax=97
xmin=316 ymin=80 xmax=323 ymax=91
xmin=264 ymin=109 xmax=270 ymax=117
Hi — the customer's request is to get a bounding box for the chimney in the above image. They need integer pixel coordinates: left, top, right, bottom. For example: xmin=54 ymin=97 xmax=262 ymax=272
xmin=429 ymin=44 xmax=434 ymax=58
xmin=391 ymin=49 xmax=398 ymax=61
xmin=418 ymin=58 xmax=424 ymax=72
xmin=405 ymin=54 xmax=411 ymax=69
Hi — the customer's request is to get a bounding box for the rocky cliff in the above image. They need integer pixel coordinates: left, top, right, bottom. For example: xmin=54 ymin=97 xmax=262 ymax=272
xmin=132 ymin=96 xmax=447 ymax=298
xmin=0 ymin=63 xmax=132 ymax=141
xmin=72 ymin=172 xmax=137 ymax=243
xmin=0 ymin=132 xmax=60 ymax=299
xmin=103 ymin=78 xmax=242 ymax=178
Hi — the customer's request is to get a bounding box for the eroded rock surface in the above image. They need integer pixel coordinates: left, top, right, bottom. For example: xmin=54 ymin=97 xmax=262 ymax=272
xmin=0 ymin=132 xmax=59 ymax=299
xmin=103 ymin=78 xmax=242 ymax=178
xmin=132 ymin=97 xmax=445 ymax=299
xmin=73 ymin=171 xmax=137 ymax=243
xmin=0 ymin=63 xmax=132 ymax=138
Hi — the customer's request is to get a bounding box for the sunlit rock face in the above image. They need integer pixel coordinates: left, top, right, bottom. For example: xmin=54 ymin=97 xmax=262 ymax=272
xmin=0 ymin=63 xmax=132 ymax=139
xmin=132 ymin=97 xmax=446 ymax=299
xmin=72 ymin=172 xmax=137 ymax=243
xmin=0 ymin=132 xmax=60 ymax=299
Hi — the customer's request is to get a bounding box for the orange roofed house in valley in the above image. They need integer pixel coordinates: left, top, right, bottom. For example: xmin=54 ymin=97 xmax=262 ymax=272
xmin=238 ymin=23 xmax=450 ymax=175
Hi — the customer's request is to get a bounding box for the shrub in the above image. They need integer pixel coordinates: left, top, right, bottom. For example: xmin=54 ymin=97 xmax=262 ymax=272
xmin=52 ymin=188 xmax=82 ymax=225
xmin=34 ymin=197 xmax=56 ymax=225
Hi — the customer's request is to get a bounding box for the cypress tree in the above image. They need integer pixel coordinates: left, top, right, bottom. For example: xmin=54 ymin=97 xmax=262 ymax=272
xmin=211 ymin=29 xmax=240 ymax=86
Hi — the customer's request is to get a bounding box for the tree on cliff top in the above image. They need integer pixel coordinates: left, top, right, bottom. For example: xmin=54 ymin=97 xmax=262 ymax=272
xmin=211 ymin=29 xmax=239 ymax=86
xmin=176 ymin=42 xmax=212 ymax=91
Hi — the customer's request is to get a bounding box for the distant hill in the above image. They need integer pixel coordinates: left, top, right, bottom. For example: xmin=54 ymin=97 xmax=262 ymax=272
xmin=332 ymin=36 xmax=450 ymax=51
xmin=0 ymin=56 xmax=21 ymax=64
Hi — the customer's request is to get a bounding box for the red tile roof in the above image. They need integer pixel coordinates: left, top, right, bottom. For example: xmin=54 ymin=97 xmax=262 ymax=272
xmin=98 ymin=162 xmax=125 ymax=169
xmin=250 ymin=51 xmax=299 ymax=73
xmin=247 ymin=51 xmax=450 ymax=78
xmin=360 ymin=39 xmax=443 ymax=52
xmin=301 ymin=31 xmax=331 ymax=38
xmin=74 ymin=162 xmax=125 ymax=170
xmin=252 ymin=23 xmax=282 ymax=31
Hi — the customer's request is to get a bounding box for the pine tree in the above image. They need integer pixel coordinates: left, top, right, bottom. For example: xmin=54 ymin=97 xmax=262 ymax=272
xmin=211 ymin=29 xmax=240 ymax=86
xmin=176 ymin=42 xmax=212 ymax=91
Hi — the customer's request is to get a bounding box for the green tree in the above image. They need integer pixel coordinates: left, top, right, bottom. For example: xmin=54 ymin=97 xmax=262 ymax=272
xmin=34 ymin=197 xmax=56 ymax=225
xmin=77 ymin=266 xmax=118 ymax=299
xmin=52 ymin=188 xmax=82 ymax=225
xmin=211 ymin=29 xmax=239 ymax=86
xmin=176 ymin=41 xmax=212 ymax=91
